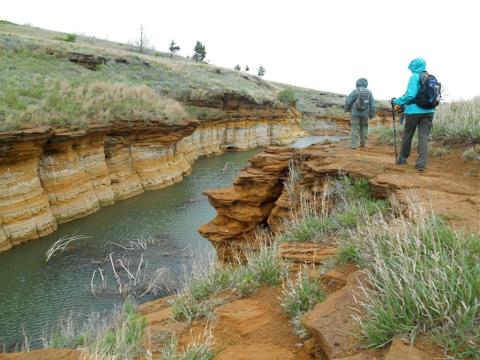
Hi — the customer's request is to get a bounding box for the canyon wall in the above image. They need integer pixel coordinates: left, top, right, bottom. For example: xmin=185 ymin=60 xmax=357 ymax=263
xmin=0 ymin=106 xmax=301 ymax=252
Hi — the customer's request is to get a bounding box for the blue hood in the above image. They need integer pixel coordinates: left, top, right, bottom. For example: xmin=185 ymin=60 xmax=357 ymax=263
xmin=408 ymin=58 xmax=426 ymax=74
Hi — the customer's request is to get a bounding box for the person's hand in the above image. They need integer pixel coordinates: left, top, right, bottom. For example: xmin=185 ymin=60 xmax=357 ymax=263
xmin=390 ymin=97 xmax=397 ymax=106
xmin=394 ymin=105 xmax=403 ymax=112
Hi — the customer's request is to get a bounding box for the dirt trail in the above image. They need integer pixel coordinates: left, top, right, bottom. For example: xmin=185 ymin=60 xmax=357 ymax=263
xmin=179 ymin=287 xmax=313 ymax=360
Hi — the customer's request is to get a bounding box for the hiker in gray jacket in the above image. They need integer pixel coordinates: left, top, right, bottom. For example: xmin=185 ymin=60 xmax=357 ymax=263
xmin=344 ymin=78 xmax=376 ymax=149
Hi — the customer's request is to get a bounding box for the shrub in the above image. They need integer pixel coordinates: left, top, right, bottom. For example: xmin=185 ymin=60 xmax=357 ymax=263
xmin=54 ymin=33 xmax=77 ymax=42
xmin=277 ymin=88 xmax=296 ymax=105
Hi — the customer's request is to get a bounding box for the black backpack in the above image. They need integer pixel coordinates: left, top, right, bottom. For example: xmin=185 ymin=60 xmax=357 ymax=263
xmin=355 ymin=87 xmax=370 ymax=111
xmin=415 ymin=72 xmax=441 ymax=109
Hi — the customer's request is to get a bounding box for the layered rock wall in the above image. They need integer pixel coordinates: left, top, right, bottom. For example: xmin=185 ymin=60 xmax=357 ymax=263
xmin=199 ymin=141 xmax=480 ymax=261
xmin=0 ymin=110 xmax=301 ymax=252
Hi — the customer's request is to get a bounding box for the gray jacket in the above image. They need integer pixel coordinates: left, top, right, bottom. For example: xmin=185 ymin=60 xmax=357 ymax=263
xmin=345 ymin=78 xmax=376 ymax=118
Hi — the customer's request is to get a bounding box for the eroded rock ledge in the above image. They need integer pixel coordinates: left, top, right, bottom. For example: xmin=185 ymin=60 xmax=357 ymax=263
xmin=0 ymin=106 xmax=301 ymax=252
xmin=199 ymin=141 xmax=479 ymax=261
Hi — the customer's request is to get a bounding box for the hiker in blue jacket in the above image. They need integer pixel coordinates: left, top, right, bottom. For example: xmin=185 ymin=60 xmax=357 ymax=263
xmin=344 ymin=78 xmax=376 ymax=149
xmin=392 ymin=58 xmax=435 ymax=171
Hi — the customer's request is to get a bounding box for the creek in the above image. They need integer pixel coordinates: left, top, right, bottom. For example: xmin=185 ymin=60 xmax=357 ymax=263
xmin=0 ymin=136 xmax=339 ymax=350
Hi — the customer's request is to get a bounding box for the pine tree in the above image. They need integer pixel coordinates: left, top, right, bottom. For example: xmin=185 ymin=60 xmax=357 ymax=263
xmin=192 ymin=41 xmax=206 ymax=62
xmin=169 ymin=40 xmax=180 ymax=57
xmin=234 ymin=64 xmax=241 ymax=71
xmin=257 ymin=65 xmax=266 ymax=77
xmin=245 ymin=65 xmax=250 ymax=72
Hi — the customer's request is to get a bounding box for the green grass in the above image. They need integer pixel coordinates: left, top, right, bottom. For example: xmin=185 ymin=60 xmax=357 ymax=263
xmin=335 ymin=244 xmax=360 ymax=265
xmin=281 ymin=271 xmax=326 ymax=338
xmin=280 ymin=215 xmax=338 ymax=243
xmin=170 ymin=244 xmax=287 ymax=322
xmin=161 ymin=334 xmax=215 ymax=360
xmin=277 ymin=88 xmax=296 ymax=105
xmin=433 ymin=97 xmax=480 ymax=144
xmin=45 ymin=298 xmax=146 ymax=358
xmin=0 ymin=21 xmax=346 ymax=130
xmin=54 ymin=33 xmax=76 ymax=43
xmin=372 ymin=97 xmax=480 ymax=146
xmin=353 ymin=211 xmax=480 ymax=358
xmin=281 ymin=176 xmax=390 ymax=244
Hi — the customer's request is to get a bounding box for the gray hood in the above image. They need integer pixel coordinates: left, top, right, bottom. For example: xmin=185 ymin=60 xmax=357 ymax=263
xmin=356 ymin=78 xmax=368 ymax=88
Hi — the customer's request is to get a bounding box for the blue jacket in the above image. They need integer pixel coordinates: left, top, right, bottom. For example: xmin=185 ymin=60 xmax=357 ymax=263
xmin=393 ymin=58 xmax=435 ymax=115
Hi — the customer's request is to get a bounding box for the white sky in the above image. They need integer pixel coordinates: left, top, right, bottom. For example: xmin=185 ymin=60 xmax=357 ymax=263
xmin=2 ymin=0 xmax=479 ymax=100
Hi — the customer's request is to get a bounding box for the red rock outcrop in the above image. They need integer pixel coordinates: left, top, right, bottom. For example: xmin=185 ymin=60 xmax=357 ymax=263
xmin=199 ymin=140 xmax=479 ymax=261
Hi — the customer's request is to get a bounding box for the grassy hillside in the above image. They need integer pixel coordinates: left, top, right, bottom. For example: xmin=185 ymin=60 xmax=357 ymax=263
xmin=0 ymin=21 xmax=345 ymax=131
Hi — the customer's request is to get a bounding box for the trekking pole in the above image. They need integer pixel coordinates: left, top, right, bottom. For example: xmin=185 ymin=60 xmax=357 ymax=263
xmin=391 ymin=101 xmax=398 ymax=163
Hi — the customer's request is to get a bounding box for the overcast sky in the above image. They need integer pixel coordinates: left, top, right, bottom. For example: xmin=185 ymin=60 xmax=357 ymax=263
xmin=2 ymin=0 xmax=479 ymax=100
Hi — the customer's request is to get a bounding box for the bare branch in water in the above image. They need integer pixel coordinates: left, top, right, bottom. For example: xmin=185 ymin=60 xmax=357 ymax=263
xmin=45 ymin=234 xmax=90 ymax=262
xmin=91 ymin=252 xmax=172 ymax=298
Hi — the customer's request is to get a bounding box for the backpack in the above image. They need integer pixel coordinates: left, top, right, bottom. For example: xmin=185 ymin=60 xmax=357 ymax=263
xmin=415 ymin=72 xmax=441 ymax=109
xmin=355 ymin=87 xmax=370 ymax=111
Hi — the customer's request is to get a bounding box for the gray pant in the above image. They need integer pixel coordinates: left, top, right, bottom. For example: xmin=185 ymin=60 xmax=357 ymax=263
xmin=399 ymin=113 xmax=434 ymax=168
xmin=350 ymin=116 xmax=368 ymax=148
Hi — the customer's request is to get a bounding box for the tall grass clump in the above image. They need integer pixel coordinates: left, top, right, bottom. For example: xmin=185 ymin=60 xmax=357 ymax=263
xmin=161 ymin=333 xmax=215 ymax=360
xmin=433 ymin=97 xmax=480 ymax=144
xmin=44 ymin=298 xmax=146 ymax=359
xmin=281 ymin=175 xmax=390 ymax=244
xmin=353 ymin=202 xmax=480 ymax=358
xmin=170 ymin=256 xmax=233 ymax=322
xmin=281 ymin=270 xmax=326 ymax=338
xmin=170 ymin=243 xmax=287 ymax=321
xmin=372 ymin=97 xmax=480 ymax=145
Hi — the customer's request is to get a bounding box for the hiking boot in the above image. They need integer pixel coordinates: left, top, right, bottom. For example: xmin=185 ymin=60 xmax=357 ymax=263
xmin=360 ymin=144 xmax=366 ymax=148
xmin=396 ymin=158 xmax=408 ymax=165
xmin=415 ymin=165 xmax=425 ymax=172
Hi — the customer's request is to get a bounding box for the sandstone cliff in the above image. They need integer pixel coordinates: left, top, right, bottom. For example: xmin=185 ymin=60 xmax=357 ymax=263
xmin=0 ymin=105 xmax=301 ymax=252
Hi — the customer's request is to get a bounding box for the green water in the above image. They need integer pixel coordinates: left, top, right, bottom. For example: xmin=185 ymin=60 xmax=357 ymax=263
xmin=0 ymin=136 xmax=340 ymax=350
xmin=0 ymin=148 xmax=265 ymax=350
